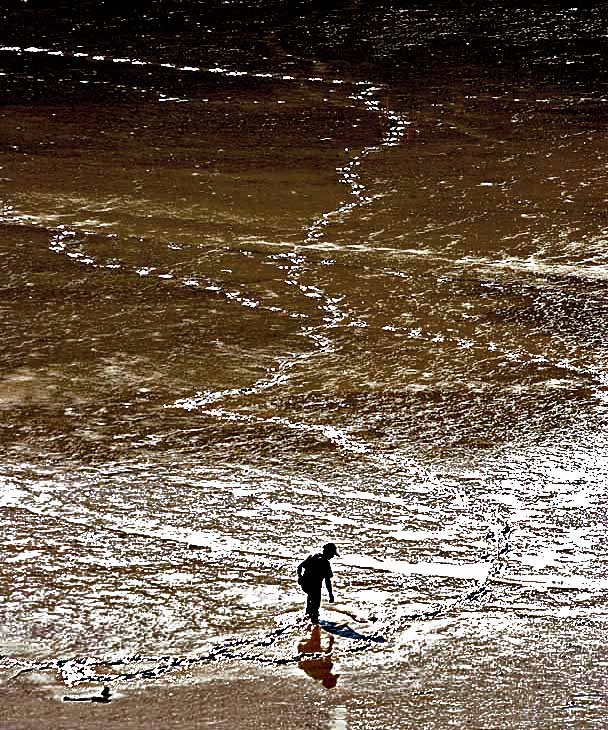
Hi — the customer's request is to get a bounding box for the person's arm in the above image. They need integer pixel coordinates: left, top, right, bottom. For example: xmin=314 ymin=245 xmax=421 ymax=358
xmin=325 ymin=575 xmax=334 ymax=603
xmin=297 ymin=559 xmax=307 ymax=579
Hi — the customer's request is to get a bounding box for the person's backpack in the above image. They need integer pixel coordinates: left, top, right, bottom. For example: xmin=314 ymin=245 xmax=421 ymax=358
xmin=297 ymin=574 xmax=308 ymax=592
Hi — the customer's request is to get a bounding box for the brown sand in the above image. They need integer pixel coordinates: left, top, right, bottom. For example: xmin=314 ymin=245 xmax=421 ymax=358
xmin=2 ymin=665 xmax=338 ymax=730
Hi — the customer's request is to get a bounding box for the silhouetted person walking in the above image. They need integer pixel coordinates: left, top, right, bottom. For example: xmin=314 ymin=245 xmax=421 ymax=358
xmin=297 ymin=542 xmax=338 ymax=624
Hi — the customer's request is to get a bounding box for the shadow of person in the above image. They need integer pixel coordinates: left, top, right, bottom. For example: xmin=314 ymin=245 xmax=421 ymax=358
xmin=63 ymin=686 xmax=111 ymax=703
xmin=321 ymin=619 xmax=385 ymax=643
xmin=297 ymin=624 xmax=340 ymax=689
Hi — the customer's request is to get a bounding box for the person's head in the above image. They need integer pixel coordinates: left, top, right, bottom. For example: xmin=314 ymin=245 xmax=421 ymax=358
xmin=322 ymin=542 xmax=339 ymax=559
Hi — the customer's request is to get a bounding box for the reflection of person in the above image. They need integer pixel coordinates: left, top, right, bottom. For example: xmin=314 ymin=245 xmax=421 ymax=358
xmin=297 ymin=543 xmax=338 ymax=624
xmin=63 ymin=686 xmax=111 ymax=703
xmin=297 ymin=624 xmax=339 ymax=689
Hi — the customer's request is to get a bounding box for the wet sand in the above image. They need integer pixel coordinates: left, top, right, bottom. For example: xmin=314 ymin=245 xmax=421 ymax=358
xmin=4 ymin=607 xmax=606 ymax=730
xmin=3 ymin=667 xmax=330 ymax=730
xmin=1 ymin=3 xmax=607 ymax=728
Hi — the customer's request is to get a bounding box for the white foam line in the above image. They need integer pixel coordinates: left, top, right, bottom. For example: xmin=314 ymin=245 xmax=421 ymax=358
xmin=167 ymin=347 xmax=315 ymax=410
xmin=483 ymin=256 xmax=608 ymax=282
xmin=342 ymin=553 xmax=493 ymax=582
xmin=207 ymin=464 xmax=432 ymax=504
xmin=166 ymin=246 xmax=351 ymax=414
xmin=43 ymin=224 xmax=297 ymax=321
xmin=0 ymin=45 xmax=359 ymax=89
xmin=490 ymin=573 xmax=608 ymax=592
xmin=166 ymin=401 xmax=440 ymax=483
xmin=305 ymin=87 xmax=412 ymax=244
xmin=202 ymin=408 xmax=370 ymax=455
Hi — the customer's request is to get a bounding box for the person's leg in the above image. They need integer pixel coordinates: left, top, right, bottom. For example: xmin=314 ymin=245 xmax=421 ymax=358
xmin=306 ymin=585 xmax=322 ymax=623
xmin=305 ymin=590 xmax=313 ymax=618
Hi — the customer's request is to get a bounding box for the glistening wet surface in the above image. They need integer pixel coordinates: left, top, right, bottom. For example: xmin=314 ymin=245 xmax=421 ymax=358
xmin=1 ymin=2 xmax=607 ymax=728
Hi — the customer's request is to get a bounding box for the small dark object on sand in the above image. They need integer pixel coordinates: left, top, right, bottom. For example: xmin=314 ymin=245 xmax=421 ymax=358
xmin=63 ymin=686 xmax=111 ymax=703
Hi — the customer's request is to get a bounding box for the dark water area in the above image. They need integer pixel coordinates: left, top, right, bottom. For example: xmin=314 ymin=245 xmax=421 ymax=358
xmin=1 ymin=3 xmax=607 ymax=729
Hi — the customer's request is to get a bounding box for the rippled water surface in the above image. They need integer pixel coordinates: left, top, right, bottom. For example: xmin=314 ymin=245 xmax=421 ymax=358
xmin=1 ymin=2 xmax=607 ymax=728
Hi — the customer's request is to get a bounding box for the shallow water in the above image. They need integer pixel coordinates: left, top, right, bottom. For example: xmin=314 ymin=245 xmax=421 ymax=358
xmin=1 ymin=2 xmax=607 ymax=727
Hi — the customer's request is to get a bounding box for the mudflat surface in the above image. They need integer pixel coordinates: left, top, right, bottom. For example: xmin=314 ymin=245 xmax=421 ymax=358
xmin=1 ymin=2 xmax=607 ymax=728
